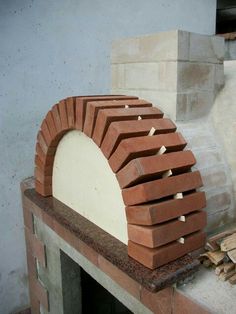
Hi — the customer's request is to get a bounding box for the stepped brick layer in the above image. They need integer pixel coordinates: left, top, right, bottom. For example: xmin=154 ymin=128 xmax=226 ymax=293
xmin=34 ymin=94 xmax=206 ymax=270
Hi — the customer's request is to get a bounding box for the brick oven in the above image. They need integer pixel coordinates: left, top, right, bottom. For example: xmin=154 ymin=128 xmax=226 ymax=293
xmin=21 ymin=30 xmax=236 ymax=313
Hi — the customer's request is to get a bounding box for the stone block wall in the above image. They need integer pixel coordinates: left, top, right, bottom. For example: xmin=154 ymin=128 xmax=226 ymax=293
xmin=111 ymin=30 xmax=224 ymax=121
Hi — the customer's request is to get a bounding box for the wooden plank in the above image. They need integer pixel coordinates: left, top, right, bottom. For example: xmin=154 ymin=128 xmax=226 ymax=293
xmin=219 ymin=270 xmax=236 ymax=281
xmin=227 ymin=249 xmax=236 ymax=263
xmin=220 ymin=233 xmax=236 ymax=252
xmin=206 ymin=228 xmax=236 ymax=252
xmin=229 ymin=273 xmax=236 ymax=285
xmin=224 ymin=262 xmax=235 ymax=273
xmin=201 ymin=251 xmax=225 ymax=266
xmin=215 ymin=264 xmax=225 ymax=275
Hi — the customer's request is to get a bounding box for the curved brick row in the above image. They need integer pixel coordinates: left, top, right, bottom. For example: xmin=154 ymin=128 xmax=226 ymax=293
xmin=83 ymin=98 xmax=151 ymax=137
xmin=34 ymin=94 xmax=206 ymax=269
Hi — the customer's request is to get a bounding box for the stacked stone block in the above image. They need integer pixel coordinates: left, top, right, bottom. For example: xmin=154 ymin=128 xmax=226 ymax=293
xmin=111 ymin=30 xmax=224 ymax=121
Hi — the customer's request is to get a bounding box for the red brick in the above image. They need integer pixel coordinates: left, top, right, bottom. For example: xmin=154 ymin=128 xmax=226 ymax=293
xmin=75 ymin=95 xmax=138 ymax=131
xmin=101 ymin=118 xmax=176 ymax=158
xmin=45 ymin=111 xmax=57 ymax=139
xmin=51 ymin=103 xmax=62 ymax=132
xmin=40 ymin=120 xmax=52 ymax=147
xmin=98 ymin=255 xmax=141 ymax=299
xmin=35 ymin=143 xmax=54 ymax=163
xmin=34 ymin=167 xmax=52 ymax=186
xmin=128 ymin=210 xmax=206 ymax=248
xmin=36 ymin=131 xmax=48 ymax=155
xmin=22 ymin=204 xmax=34 ymax=233
xmin=41 ymin=210 xmax=54 ymax=231
xmin=35 ymin=155 xmax=53 ymax=176
xmin=141 ymin=287 xmax=173 ymax=314
xmin=126 ymin=191 xmax=206 ymax=225
xmin=25 ymin=227 xmax=46 ymax=267
xmin=173 ymin=290 xmax=211 ymax=314
xmin=83 ymin=99 xmax=151 ymax=137
xmin=35 ymin=180 xmax=52 ymax=197
xmin=122 ymin=171 xmax=203 ymax=206
xmin=66 ymin=97 xmax=75 ymax=129
xmin=93 ymin=106 xmax=163 ymax=146
xmin=58 ymin=99 xmax=68 ymax=130
xmin=31 ymin=278 xmax=49 ymax=312
xmin=78 ymin=240 xmax=99 ymax=266
xmin=128 ymin=231 xmax=206 ymax=269
xmin=35 ymin=144 xmax=54 ymax=167
xmin=23 ymin=194 xmax=43 ymax=221
xmin=109 ymin=132 xmax=187 ymax=173
xmin=117 ymin=150 xmax=196 ymax=188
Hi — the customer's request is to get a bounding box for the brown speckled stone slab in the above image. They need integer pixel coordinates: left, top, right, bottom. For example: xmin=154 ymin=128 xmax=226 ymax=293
xmin=24 ymin=187 xmax=200 ymax=293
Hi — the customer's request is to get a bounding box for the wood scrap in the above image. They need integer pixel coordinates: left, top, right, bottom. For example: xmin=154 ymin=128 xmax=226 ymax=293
xmin=219 ymin=269 xmax=236 ymax=281
xmin=201 ymin=251 xmax=225 ymax=265
xmin=205 ymin=229 xmax=236 ymax=252
xmin=221 ymin=233 xmax=236 ymax=252
xmin=227 ymin=248 xmax=236 ymax=263
xmin=229 ymin=273 xmax=236 ymax=285
xmin=215 ymin=264 xmax=225 ymax=275
xmin=200 ymin=230 xmax=236 ymax=286
xmin=224 ymin=263 xmax=235 ymax=273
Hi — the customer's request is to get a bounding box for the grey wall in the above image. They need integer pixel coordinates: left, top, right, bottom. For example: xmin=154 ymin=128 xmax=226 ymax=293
xmin=0 ymin=0 xmax=216 ymax=312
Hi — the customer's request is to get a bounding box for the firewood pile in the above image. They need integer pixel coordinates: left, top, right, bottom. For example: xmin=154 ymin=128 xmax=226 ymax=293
xmin=200 ymin=229 xmax=236 ymax=284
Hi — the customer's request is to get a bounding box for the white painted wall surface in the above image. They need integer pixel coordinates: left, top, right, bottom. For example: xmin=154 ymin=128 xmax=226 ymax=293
xmin=0 ymin=0 xmax=216 ymax=312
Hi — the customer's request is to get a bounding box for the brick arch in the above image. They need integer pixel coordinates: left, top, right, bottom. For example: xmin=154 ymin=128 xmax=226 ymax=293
xmin=34 ymin=94 xmax=206 ymax=269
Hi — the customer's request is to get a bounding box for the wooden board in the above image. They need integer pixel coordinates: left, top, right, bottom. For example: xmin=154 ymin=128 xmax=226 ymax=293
xmin=220 ymin=233 xmax=236 ymax=252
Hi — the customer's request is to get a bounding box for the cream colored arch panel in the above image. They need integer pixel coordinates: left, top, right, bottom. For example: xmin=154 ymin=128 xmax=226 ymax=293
xmin=52 ymin=130 xmax=128 ymax=244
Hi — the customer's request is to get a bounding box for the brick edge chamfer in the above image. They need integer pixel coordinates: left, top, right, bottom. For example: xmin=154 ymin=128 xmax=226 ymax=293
xmin=34 ymin=94 xmax=207 ymax=269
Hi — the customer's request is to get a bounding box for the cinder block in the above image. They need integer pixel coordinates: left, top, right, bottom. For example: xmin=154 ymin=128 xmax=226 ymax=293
xmin=111 ymin=30 xmax=179 ymax=64
xmin=189 ymin=33 xmax=224 ymax=64
xmin=176 ymin=91 xmax=214 ymax=120
xmin=177 ymin=62 xmax=215 ymax=92
xmin=124 ymin=63 xmax=160 ymax=90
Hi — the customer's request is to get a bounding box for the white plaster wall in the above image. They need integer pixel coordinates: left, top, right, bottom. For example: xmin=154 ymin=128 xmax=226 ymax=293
xmin=0 ymin=1 xmax=216 ymax=312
